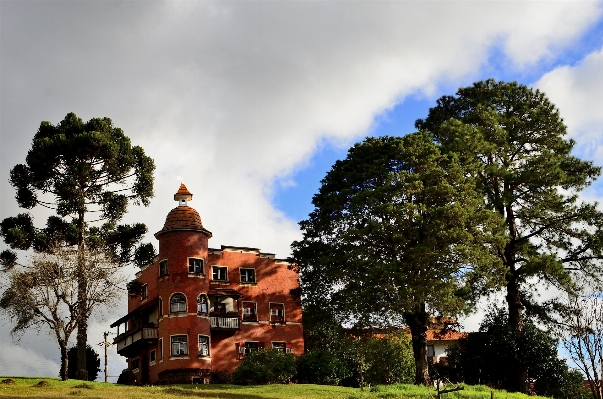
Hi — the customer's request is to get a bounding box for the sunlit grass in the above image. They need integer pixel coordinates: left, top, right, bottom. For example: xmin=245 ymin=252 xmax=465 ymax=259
xmin=0 ymin=377 xmax=549 ymax=399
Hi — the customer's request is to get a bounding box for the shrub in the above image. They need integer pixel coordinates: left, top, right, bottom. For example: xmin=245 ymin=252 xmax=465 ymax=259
xmin=233 ymin=349 xmax=296 ymax=385
xmin=296 ymin=350 xmax=351 ymax=385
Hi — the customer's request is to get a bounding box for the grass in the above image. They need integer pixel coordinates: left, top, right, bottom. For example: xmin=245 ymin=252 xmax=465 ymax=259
xmin=0 ymin=377 xmax=550 ymax=399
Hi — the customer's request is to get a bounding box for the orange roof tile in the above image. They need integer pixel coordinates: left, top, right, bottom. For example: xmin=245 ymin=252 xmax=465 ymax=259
xmin=161 ymin=206 xmax=203 ymax=231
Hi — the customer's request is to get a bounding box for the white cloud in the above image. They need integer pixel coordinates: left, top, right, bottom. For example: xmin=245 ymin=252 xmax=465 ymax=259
xmin=535 ymin=45 xmax=603 ymax=160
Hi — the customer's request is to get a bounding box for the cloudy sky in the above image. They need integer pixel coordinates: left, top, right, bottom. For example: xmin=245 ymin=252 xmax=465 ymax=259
xmin=1 ymin=0 xmax=603 ymax=381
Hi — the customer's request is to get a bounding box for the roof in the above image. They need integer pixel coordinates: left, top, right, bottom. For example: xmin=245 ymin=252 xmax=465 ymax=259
xmin=110 ymin=297 xmax=159 ymax=327
xmin=426 ymin=329 xmax=466 ymax=341
xmin=155 ymin=205 xmax=213 ymax=238
xmin=175 ymin=183 xmax=192 ymax=198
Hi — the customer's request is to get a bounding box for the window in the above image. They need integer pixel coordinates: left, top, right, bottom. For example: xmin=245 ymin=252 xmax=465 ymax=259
xmin=272 ymin=342 xmax=286 ymax=352
xmin=245 ymin=342 xmax=259 ymax=354
xmin=240 ymin=268 xmax=255 ymax=283
xmin=214 ymin=302 xmax=226 ymax=314
xmin=131 ymin=358 xmax=140 ymax=372
xmin=159 ymin=298 xmax=163 ymax=317
xmin=141 ymin=284 xmax=148 ymax=300
xmin=198 ymin=335 xmax=210 ymax=356
xmin=188 ymin=258 xmax=204 ymax=274
xmin=270 ymin=303 xmax=285 ymax=323
xmin=427 ymin=345 xmax=435 ymax=358
xmin=149 ymin=349 xmax=156 ymax=365
xmin=242 ymin=302 xmax=257 ymax=322
xmin=171 ymin=335 xmax=188 ymax=356
xmin=197 ymin=295 xmax=208 ymax=314
xmin=170 ymin=293 xmax=187 ymax=313
xmin=159 ymin=338 xmax=163 ymax=360
xmin=159 ymin=260 xmax=168 ymax=277
xmin=212 ymin=266 xmax=227 ymax=281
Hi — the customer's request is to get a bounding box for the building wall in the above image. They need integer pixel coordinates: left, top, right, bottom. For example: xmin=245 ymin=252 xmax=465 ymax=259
xmin=122 ymin=230 xmax=303 ymax=384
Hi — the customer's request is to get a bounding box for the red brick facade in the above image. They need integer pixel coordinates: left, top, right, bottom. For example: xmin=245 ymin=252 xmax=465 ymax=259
xmin=111 ymin=185 xmax=303 ymax=384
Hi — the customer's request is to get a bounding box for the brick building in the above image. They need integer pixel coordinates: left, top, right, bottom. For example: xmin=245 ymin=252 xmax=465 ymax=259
xmin=110 ymin=184 xmax=303 ymax=384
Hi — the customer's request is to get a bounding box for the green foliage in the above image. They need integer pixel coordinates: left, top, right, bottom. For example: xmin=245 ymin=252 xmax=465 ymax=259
xmin=293 ymin=133 xmax=498 ymax=384
xmin=416 ymin=79 xmax=603 ymax=330
xmin=66 ymin=345 xmax=101 ymax=381
xmin=443 ymin=309 xmax=586 ymax=398
xmin=296 ymin=350 xmax=352 ymax=385
xmin=361 ymin=333 xmax=414 ymax=385
xmin=0 ymin=112 xmax=156 ymax=381
xmin=232 ymin=349 xmax=297 ymax=385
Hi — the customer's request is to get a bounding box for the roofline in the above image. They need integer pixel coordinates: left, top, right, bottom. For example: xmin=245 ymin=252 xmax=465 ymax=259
xmin=154 ymin=227 xmax=213 ymax=239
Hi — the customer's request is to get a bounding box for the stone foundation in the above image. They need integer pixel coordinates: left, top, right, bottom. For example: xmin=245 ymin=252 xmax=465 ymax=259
xmin=158 ymin=368 xmax=211 ymax=385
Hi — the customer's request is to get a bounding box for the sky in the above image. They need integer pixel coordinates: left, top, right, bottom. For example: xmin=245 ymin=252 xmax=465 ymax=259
xmin=1 ymin=0 xmax=603 ymax=382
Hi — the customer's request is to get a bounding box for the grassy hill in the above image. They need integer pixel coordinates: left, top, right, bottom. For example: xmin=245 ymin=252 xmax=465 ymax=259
xmin=0 ymin=377 xmax=550 ymax=399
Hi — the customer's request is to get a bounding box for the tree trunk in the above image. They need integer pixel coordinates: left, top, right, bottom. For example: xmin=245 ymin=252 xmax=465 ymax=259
xmin=75 ymin=209 xmax=88 ymax=381
xmin=404 ymin=303 xmax=430 ymax=385
xmin=59 ymin=343 xmax=68 ymax=381
xmin=506 ymin=270 xmax=527 ymax=393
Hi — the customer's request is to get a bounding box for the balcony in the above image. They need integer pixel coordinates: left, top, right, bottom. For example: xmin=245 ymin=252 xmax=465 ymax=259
xmin=210 ymin=313 xmax=240 ymax=330
xmin=114 ymin=327 xmax=158 ymax=356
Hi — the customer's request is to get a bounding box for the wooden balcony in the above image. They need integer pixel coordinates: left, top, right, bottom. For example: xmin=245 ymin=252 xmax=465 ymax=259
xmin=114 ymin=327 xmax=158 ymax=356
xmin=210 ymin=313 xmax=240 ymax=330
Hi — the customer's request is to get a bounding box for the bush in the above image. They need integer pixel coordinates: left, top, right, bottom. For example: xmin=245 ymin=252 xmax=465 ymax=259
xmin=296 ymin=350 xmax=351 ymax=385
xmin=233 ymin=349 xmax=296 ymax=385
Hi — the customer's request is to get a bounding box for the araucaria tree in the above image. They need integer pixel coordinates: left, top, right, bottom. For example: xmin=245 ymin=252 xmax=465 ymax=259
xmin=0 ymin=113 xmax=155 ymax=380
xmin=416 ymin=79 xmax=603 ymax=391
xmin=292 ymin=133 xmax=497 ymax=385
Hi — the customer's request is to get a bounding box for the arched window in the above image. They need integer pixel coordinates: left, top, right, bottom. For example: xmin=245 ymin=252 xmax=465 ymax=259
xmin=170 ymin=293 xmax=187 ymax=313
xmin=197 ymin=295 xmax=208 ymax=314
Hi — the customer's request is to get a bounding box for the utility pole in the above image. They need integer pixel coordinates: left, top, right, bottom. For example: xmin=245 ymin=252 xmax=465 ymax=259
xmin=98 ymin=332 xmax=112 ymax=383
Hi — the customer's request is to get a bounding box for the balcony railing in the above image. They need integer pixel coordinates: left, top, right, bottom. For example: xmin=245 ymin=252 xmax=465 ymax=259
xmin=115 ymin=327 xmax=158 ymax=352
xmin=210 ymin=315 xmax=240 ymax=330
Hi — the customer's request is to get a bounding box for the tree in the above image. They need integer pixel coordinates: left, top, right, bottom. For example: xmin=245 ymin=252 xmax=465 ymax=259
xmin=444 ymin=308 xmax=588 ymax=398
xmin=67 ymin=344 xmax=101 ymax=381
xmin=0 ymin=249 xmax=122 ymax=380
xmin=0 ymin=112 xmax=155 ymax=380
xmin=292 ymin=132 xmax=497 ymax=385
xmin=562 ymin=295 xmax=603 ymax=399
xmin=416 ymin=79 xmax=603 ymax=391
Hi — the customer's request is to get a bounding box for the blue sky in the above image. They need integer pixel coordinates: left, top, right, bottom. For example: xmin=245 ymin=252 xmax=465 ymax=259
xmin=273 ymin=15 xmax=603 ymax=223
xmin=2 ymin=0 xmax=603 ymax=380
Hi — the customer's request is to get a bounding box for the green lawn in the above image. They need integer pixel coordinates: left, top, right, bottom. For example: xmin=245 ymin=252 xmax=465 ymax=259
xmin=0 ymin=377 xmax=549 ymax=399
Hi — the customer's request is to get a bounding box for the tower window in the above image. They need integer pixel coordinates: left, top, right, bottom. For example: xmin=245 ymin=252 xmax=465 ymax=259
xmin=159 ymin=260 xmax=168 ymax=277
xmin=170 ymin=293 xmax=187 ymax=313
xmin=171 ymin=335 xmax=188 ymax=356
xmin=189 ymin=258 xmax=204 ymax=274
